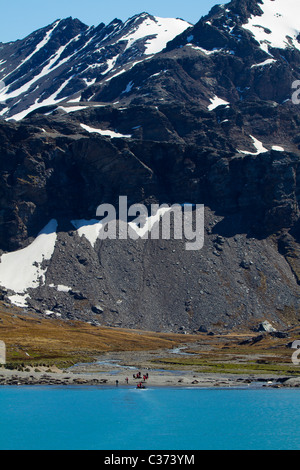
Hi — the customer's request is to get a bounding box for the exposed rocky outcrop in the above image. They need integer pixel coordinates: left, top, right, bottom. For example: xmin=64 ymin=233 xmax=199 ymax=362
xmin=0 ymin=104 xmax=299 ymax=332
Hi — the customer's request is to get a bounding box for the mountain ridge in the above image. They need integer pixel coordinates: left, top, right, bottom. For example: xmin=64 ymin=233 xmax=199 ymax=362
xmin=0 ymin=13 xmax=191 ymax=120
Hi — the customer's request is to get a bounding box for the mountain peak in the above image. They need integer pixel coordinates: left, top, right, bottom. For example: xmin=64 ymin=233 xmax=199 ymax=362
xmin=1 ymin=0 xmax=300 ymax=121
xmin=166 ymin=0 xmax=300 ymax=56
xmin=240 ymin=0 xmax=300 ymax=53
xmin=0 ymin=13 xmax=190 ymax=120
xmin=205 ymin=0 xmax=300 ymax=54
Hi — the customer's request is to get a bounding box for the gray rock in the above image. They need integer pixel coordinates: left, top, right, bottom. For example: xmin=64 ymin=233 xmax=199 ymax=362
xmin=91 ymin=305 xmax=104 ymax=314
xmin=258 ymin=321 xmax=277 ymax=333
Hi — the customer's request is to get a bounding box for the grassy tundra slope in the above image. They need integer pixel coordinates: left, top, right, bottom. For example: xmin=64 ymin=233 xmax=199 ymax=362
xmin=1 ymin=301 xmax=300 ymax=377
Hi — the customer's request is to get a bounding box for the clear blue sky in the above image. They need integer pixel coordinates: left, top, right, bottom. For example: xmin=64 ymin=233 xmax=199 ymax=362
xmin=0 ymin=0 xmax=221 ymax=43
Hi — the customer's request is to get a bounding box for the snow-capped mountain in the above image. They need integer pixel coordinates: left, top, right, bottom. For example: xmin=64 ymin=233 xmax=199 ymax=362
xmin=169 ymin=0 xmax=300 ymax=54
xmin=0 ymin=0 xmax=300 ymax=333
xmin=242 ymin=0 xmax=300 ymax=53
xmin=127 ymin=0 xmax=300 ymax=107
xmin=0 ymin=13 xmax=190 ymax=120
xmin=1 ymin=0 xmax=300 ymax=120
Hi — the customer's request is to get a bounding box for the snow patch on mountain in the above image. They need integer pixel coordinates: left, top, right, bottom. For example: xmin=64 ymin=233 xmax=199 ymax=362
xmin=272 ymin=145 xmax=285 ymax=152
xmin=251 ymin=58 xmax=276 ymax=68
xmin=71 ymin=209 xmax=173 ymax=247
xmin=12 ymin=20 xmax=61 ymax=75
xmin=71 ymin=219 xmax=104 ymax=247
xmin=58 ymin=105 xmax=89 ymax=113
xmin=121 ymin=15 xmax=191 ymax=55
xmin=8 ymin=76 xmax=75 ymax=121
xmin=49 ymin=284 xmax=72 ymax=293
xmin=208 ymin=95 xmax=230 ymax=111
xmin=2 ymin=40 xmax=75 ymax=102
xmin=80 ymin=123 xmax=132 ymax=138
xmin=242 ymin=0 xmax=300 ymax=53
xmin=238 ymin=135 xmax=268 ymax=155
xmin=187 ymin=44 xmax=223 ymax=55
xmin=0 ymin=219 xmax=58 ymax=305
xmin=128 ymin=207 xmax=171 ymax=239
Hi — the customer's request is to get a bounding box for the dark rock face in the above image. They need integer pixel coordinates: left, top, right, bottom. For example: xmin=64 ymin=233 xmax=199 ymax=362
xmin=0 ymin=0 xmax=299 ymax=332
xmin=0 ymin=102 xmax=299 ymax=332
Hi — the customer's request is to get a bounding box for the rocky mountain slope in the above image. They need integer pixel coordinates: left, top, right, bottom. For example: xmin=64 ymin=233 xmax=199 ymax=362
xmin=0 ymin=0 xmax=299 ymax=334
xmin=0 ymin=13 xmax=190 ymax=120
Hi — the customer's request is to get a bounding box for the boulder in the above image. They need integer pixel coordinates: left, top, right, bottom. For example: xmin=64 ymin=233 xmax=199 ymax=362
xmin=257 ymin=321 xmax=277 ymax=333
xmin=91 ymin=305 xmax=104 ymax=314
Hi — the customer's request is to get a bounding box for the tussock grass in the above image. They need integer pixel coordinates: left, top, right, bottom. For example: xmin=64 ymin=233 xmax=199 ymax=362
xmin=151 ymin=357 xmax=300 ymax=375
xmin=0 ymin=303 xmax=196 ymax=368
xmin=1 ymin=302 xmax=299 ymax=375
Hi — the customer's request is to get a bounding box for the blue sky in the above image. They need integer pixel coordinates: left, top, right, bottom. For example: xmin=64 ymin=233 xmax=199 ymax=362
xmin=0 ymin=0 xmax=222 ymax=43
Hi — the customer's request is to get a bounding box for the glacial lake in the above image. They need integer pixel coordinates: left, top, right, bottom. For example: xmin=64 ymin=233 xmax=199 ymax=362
xmin=0 ymin=386 xmax=300 ymax=450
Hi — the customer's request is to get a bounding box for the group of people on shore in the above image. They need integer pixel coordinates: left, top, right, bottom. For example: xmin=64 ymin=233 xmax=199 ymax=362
xmin=135 ymin=372 xmax=148 ymax=389
xmin=133 ymin=372 xmax=149 ymax=389
xmin=115 ymin=371 xmax=149 ymax=388
xmin=133 ymin=371 xmax=148 ymax=380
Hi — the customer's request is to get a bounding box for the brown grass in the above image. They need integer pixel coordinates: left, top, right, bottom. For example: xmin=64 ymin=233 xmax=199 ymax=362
xmin=0 ymin=302 xmax=197 ymax=367
xmin=1 ymin=301 xmax=299 ymax=375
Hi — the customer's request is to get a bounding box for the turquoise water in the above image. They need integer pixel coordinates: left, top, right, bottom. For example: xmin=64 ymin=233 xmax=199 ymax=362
xmin=0 ymin=386 xmax=300 ymax=450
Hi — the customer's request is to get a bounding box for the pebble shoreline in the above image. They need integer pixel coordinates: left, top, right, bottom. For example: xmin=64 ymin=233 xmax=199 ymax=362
xmin=0 ymin=366 xmax=299 ymax=388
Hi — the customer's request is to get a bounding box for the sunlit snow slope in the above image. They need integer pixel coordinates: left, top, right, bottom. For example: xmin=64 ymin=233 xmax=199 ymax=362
xmin=242 ymin=0 xmax=300 ymax=53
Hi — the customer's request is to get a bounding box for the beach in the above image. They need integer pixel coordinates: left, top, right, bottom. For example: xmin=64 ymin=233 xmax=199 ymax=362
xmin=0 ymin=365 xmax=289 ymax=387
xmin=1 ymin=346 xmax=299 ymax=388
